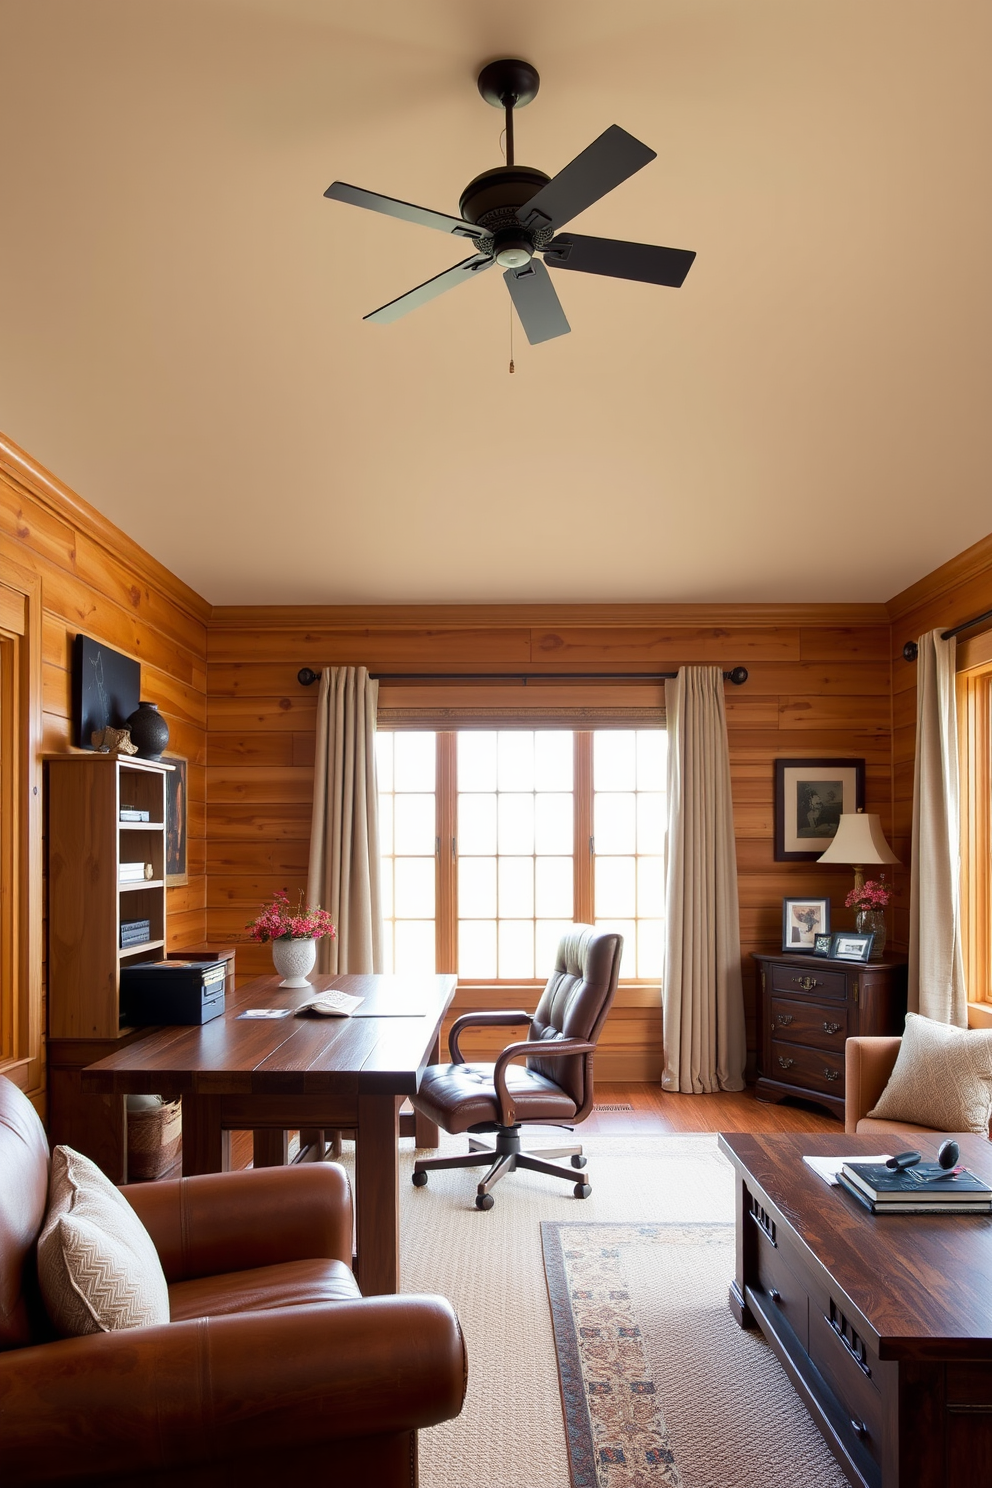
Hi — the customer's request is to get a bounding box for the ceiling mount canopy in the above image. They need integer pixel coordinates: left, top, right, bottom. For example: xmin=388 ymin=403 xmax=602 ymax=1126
xmin=323 ymin=58 xmax=696 ymax=347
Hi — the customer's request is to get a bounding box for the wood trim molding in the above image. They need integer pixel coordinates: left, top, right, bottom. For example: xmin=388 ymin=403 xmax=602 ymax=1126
xmin=0 ymin=430 xmax=211 ymax=626
xmin=886 ymin=529 xmax=992 ymax=625
xmin=207 ymin=601 xmax=891 ymax=630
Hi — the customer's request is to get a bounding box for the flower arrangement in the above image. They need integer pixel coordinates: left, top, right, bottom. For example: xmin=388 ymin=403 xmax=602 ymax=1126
xmin=845 ymin=877 xmax=891 ymax=912
xmin=245 ymin=889 xmax=336 ymax=944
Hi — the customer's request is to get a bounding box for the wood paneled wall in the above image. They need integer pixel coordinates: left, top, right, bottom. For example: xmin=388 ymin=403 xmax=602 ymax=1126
xmin=0 ymin=434 xmax=209 ymax=1104
xmin=887 ymin=530 xmax=992 ymax=954
xmin=206 ymin=605 xmax=893 ymax=1079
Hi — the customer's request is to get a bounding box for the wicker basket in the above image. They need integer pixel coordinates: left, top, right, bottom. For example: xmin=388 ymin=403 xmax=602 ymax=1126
xmin=126 ymin=1095 xmax=182 ymax=1181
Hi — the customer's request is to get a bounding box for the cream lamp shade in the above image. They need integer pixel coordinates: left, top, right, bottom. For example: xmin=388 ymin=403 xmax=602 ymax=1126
xmin=816 ymin=811 xmax=899 ymax=892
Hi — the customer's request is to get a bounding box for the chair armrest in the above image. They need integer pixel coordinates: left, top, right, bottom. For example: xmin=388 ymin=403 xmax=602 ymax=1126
xmin=122 ymin=1161 xmax=353 ymax=1283
xmin=845 ymin=1036 xmax=902 ymax=1133
xmin=492 ymin=1038 xmax=595 ymax=1126
xmin=448 ymin=1010 xmax=533 ymax=1063
xmin=0 ymin=1294 xmax=466 ymax=1485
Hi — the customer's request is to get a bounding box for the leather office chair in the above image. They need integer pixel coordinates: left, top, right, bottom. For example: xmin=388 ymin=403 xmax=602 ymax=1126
xmin=411 ymin=925 xmax=623 ymax=1209
xmin=0 ymin=1074 xmax=466 ymax=1487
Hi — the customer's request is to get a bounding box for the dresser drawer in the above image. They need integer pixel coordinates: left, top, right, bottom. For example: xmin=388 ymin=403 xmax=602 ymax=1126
xmin=769 ymin=963 xmax=848 ymax=1001
xmin=769 ymin=1039 xmax=845 ymax=1094
xmin=770 ymin=997 xmax=848 ymax=1051
xmin=809 ymin=1302 xmax=883 ymax=1465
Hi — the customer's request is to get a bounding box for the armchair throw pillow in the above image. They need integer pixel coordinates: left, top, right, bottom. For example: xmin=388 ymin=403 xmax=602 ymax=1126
xmin=37 ymin=1145 xmax=169 ymax=1336
xmin=867 ymin=1013 xmax=992 ymax=1134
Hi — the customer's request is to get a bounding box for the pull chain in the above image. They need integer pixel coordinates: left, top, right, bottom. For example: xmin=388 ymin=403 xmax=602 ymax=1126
xmin=509 ymin=301 xmax=515 ymax=374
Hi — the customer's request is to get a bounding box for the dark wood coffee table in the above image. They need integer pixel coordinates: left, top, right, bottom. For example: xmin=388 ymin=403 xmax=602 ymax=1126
xmin=720 ymin=1131 xmax=992 ymax=1488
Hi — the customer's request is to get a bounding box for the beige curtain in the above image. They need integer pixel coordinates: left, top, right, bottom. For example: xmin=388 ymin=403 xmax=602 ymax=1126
xmin=307 ymin=666 xmax=383 ymax=974
xmin=909 ymin=630 xmax=966 ymax=1025
xmin=662 ymin=666 xmax=746 ymax=1093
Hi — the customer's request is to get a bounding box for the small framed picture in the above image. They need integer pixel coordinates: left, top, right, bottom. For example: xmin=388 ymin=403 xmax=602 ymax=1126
xmin=782 ymin=897 xmax=831 ymax=953
xmin=813 ymin=933 xmax=833 ymax=958
xmin=164 ymin=756 xmax=188 ymax=888
xmin=774 ymin=758 xmax=866 ymax=861
xmin=830 ymin=931 xmax=874 ymax=963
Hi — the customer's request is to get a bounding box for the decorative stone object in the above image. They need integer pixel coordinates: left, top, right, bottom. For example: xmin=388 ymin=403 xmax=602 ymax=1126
xmin=90 ymin=726 xmax=138 ymax=755
xmin=126 ymin=701 xmax=170 ymax=761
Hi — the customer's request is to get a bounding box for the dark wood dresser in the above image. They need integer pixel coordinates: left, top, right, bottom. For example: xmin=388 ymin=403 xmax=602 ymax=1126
xmin=753 ymin=952 xmax=907 ymax=1119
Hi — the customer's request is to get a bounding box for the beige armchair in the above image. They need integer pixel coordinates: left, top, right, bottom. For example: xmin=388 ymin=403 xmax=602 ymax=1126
xmin=844 ymin=1035 xmax=988 ymax=1137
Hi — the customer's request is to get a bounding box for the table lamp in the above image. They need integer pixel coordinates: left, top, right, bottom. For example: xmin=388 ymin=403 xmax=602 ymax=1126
xmin=816 ymin=810 xmax=899 ymax=893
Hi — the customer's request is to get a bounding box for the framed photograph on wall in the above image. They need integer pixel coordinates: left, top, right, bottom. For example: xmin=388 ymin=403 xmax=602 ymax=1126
xmin=774 ymin=758 xmax=865 ymax=862
xmin=782 ymin=897 xmax=831 ymax=953
xmin=164 ymin=756 xmax=188 ymax=887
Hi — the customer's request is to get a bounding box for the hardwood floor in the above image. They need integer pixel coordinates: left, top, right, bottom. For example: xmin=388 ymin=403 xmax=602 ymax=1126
xmin=582 ymin=1082 xmax=840 ymax=1135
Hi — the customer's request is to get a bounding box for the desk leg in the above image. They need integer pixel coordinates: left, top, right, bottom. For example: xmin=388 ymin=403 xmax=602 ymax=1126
xmin=355 ymin=1093 xmax=401 ymax=1296
xmin=414 ymin=1028 xmax=441 ymax=1150
xmin=181 ymin=1096 xmax=230 ymax=1175
xmin=253 ymin=1130 xmax=290 ymax=1167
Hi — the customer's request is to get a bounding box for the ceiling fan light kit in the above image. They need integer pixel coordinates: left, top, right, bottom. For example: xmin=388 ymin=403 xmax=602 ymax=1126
xmin=324 ymin=59 xmax=695 ymax=346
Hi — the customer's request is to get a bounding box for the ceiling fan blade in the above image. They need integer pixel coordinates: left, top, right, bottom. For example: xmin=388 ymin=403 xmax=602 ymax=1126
xmin=544 ymin=233 xmax=695 ymax=288
xmin=503 ymin=258 xmax=571 ymax=345
xmin=325 ymin=181 xmax=485 ymax=240
xmin=518 ymin=126 xmax=656 ymax=233
xmin=364 ymin=253 xmax=494 ymax=325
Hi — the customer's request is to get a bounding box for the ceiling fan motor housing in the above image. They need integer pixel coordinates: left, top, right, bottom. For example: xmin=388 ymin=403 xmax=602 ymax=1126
xmin=459 ymin=165 xmax=554 ymax=265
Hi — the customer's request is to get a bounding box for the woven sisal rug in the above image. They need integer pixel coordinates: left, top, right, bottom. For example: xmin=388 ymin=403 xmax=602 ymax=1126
xmin=341 ymin=1131 xmax=846 ymax=1488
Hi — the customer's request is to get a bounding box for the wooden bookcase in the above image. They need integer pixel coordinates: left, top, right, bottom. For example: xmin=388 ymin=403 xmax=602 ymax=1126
xmin=46 ymin=753 xmax=172 ymax=1178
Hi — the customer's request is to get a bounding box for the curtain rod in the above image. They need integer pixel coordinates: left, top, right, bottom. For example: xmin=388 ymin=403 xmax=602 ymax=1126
xmin=297 ymin=667 xmax=749 ymax=686
xmin=902 ymin=607 xmax=992 ymax=662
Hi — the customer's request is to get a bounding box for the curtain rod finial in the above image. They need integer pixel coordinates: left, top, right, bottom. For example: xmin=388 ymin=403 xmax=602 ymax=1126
xmin=727 ymin=667 xmax=748 ymax=685
xmin=298 ymin=668 xmax=319 ymax=686
xmin=902 ymin=642 xmax=918 ymax=663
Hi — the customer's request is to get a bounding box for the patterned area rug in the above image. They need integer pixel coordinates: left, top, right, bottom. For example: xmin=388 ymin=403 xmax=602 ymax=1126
xmin=542 ymin=1219 xmax=847 ymax=1488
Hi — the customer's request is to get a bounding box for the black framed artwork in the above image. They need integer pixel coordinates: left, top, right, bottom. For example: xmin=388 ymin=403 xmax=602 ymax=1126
xmin=165 ymin=756 xmax=187 ymax=887
xmin=72 ymin=635 xmax=140 ymax=750
xmin=830 ymin=931 xmax=874 ymax=963
xmin=782 ymin=896 xmax=831 ymax=954
xmin=813 ymin=933 xmax=833 ymax=957
xmin=774 ymin=758 xmax=865 ymax=862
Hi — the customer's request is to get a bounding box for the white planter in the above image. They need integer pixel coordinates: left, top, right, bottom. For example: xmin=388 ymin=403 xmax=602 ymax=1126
xmin=271 ymin=937 xmax=317 ymax=988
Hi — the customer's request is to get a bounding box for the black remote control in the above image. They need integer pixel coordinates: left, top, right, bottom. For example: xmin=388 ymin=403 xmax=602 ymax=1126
xmin=885 ymin=1150 xmax=922 ymax=1170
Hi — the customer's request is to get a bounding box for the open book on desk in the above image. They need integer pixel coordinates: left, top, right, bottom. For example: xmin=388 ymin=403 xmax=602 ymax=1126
xmin=296 ymin=991 xmax=365 ymax=1017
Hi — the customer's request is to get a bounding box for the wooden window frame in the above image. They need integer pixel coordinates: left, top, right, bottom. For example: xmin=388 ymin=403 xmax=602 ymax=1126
xmin=957 ymin=633 xmax=992 ymax=1006
xmin=0 ymin=555 xmax=43 ymax=1095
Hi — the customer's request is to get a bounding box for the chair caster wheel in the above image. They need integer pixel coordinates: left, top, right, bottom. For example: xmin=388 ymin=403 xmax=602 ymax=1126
xmin=574 ymin=1182 xmax=591 ymax=1199
xmin=476 ymin=1192 xmax=495 ymax=1211
xmin=571 ymin=1154 xmax=588 ymax=1169
xmin=412 ymin=1170 xmax=428 ymax=1186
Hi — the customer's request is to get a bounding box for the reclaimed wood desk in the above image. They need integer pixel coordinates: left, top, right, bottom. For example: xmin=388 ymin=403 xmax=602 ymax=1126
xmin=720 ymin=1131 xmax=992 ymax=1488
xmin=84 ymin=972 xmax=457 ymax=1297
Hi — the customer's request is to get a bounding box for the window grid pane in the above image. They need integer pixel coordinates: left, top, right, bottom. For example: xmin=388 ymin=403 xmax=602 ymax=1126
xmin=457 ymin=731 xmax=574 ymax=980
xmin=376 ymin=731 xmax=436 ymax=976
xmin=593 ymin=730 xmax=668 ymax=980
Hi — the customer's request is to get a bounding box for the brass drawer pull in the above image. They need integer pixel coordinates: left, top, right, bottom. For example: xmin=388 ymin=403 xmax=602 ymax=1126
xmin=778 ymin=1056 xmax=795 ymax=1070
xmin=824 ymin=1069 xmax=840 ymax=1082
xmin=822 ymin=1020 xmax=841 ymax=1034
xmin=792 ymin=975 xmax=819 ymax=991
xmin=776 ymin=1013 xmax=794 ymax=1026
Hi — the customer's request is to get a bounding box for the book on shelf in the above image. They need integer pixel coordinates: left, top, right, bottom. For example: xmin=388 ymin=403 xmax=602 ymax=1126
xmin=119 ymin=862 xmax=151 ymax=882
xmin=119 ymin=808 xmax=150 ymax=822
xmin=838 ymin=1173 xmax=992 ymax=1216
xmin=841 ymin=1161 xmax=992 ymax=1204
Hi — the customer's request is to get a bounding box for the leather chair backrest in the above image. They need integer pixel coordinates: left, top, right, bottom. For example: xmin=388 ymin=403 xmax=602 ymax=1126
xmin=0 ymin=1074 xmax=51 ymax=1350
xmin=526 ymin=926 xmax=623 ymax=1110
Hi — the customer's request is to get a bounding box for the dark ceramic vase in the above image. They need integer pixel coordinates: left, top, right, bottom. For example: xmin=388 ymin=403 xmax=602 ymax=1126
xmin=127 ymin=700 xmax=170 ymax=760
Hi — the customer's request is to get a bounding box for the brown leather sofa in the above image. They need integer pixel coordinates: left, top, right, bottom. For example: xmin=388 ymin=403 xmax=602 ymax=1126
xmin=0 ymin=1074 xmax=466 ymax=1486
xmin=844 ymin=1034 xmax=976 ymax=1136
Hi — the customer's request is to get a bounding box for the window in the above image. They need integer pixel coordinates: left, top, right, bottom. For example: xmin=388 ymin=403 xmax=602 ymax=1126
xmin=376 ymin=728 xmax=667 ymax=983
xmin=958 ymin=647 xmax=992 ymax=1005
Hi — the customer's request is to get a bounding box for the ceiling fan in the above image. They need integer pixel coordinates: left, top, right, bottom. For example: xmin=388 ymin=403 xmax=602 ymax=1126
xmin=324 ymin=59 xmax=695 ymax=346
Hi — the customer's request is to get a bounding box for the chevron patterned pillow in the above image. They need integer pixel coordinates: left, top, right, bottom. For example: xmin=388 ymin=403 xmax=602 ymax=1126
xmin=37 ymin=1145 xmax=169 ymax=1336
xmin=867 ymin=1012 xmax=992 ymax=1135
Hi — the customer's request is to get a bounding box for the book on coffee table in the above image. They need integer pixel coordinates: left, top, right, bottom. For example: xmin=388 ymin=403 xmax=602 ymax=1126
xmin=839 ymin=1161 xmax=992 ymax=1214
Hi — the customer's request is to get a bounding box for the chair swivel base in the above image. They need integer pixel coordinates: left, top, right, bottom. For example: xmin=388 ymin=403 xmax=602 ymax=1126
xmin=412 ymin=1126 xmax=591 ymax=1209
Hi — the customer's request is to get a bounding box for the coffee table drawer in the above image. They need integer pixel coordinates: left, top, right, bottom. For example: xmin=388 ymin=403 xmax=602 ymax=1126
xmin=769 ymin=963 xmax=848 ymax=1001
xmin=770 ymin=997 xmax=848 ymax=1051
xmin=809 ymin=1303 xmax=883 ymax=1465
xmin=770 ymin=1039 xmax=845 ymax=1094
xmin=751 ymin=1207 xmax=809 ymax=1350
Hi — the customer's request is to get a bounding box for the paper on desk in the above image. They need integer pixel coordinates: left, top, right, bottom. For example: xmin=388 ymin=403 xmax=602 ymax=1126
xmin=297 ymin=990 xmax=365 ymax=1017
xmin=803 ymin=1154 xmax=892 ymax=1186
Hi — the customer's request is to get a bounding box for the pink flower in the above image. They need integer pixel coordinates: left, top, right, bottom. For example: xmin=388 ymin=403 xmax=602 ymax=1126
xmin=245 ymin=890 xmax=337 ymax=943
xmin=844 ymin=877 xmax=891 ymax=911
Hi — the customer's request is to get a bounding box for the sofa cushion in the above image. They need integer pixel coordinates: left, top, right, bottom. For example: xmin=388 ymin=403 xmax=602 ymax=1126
xmin=867 ymin=1013 xmax=992 ymax=1135
xmin=37 ymin=1146 xmax=170 ymax=1336
xmin=168 ymin=1257 xmax=361 ymax=1321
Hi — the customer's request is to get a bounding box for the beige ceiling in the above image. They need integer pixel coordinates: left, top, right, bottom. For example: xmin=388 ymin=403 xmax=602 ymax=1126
xmin=2 ymin=0 xmax=990 ymax=606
